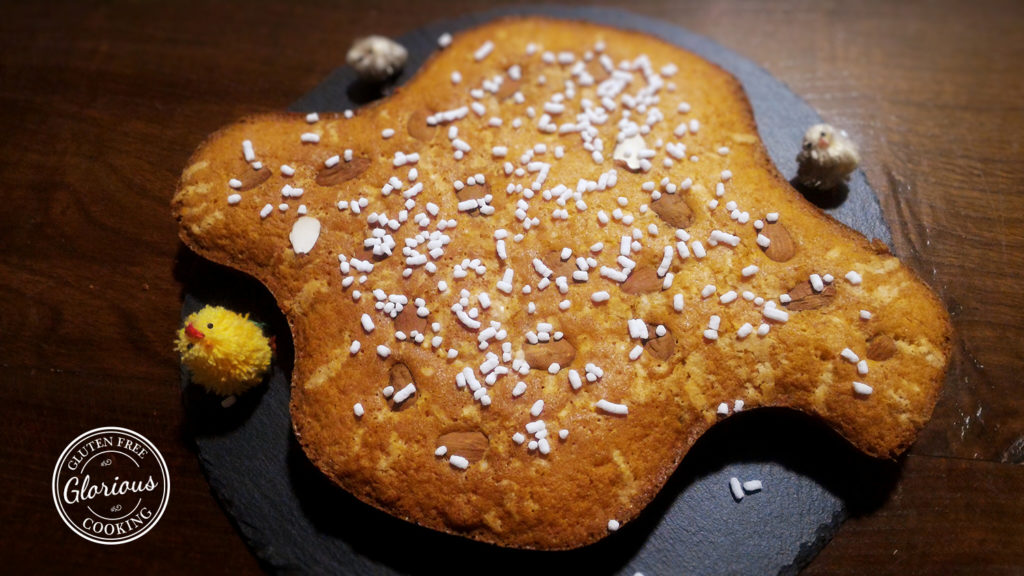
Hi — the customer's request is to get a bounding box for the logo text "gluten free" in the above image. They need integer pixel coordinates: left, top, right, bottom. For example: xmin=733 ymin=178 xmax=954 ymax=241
xmin=52 ymin=427 xmax=169 ymax=545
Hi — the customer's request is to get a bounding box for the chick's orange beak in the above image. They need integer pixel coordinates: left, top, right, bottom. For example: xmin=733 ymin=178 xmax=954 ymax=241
xmin=185 ymin=323 xmax=205 ymax=340
xmin=818 ymin=137 xmax=829 ymax=149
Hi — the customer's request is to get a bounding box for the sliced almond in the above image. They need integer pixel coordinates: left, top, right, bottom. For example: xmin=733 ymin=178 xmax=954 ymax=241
xmin=613 ymin=134 xmax=647 ymax=172
xmin=620 ymin=267 xmax=662 ymax=294
xmin=650 ymin=193 xmax=695 ymax=229
xmin=437 ymin=430 xmax=489 ymax=463
xmin=394 ymin=305 xmax=427 ymax=336
xmin=642 ymin=323 xmax=675 ymax=361
xmin=355 ymin=243 xmax=385 ymax=263
xmin=761 ymin=220 xmax=797 ymax=262
xmin=289 ymin=216 xmax=321 ymax=255
xmin=866 ymin=334 xmax=897 ymax=361
xmin=524 ymin=338 xmax=576 ymax=371
xmin=388 ymin=363 xmax=417 ymax=411
xmin=494 ymin=78 xmax=522 ymax=101
xmin=545 ymin=250 xmax=577 ymax=279
xmin=586 ymin=59 xmax=610 ymax=83
xmin=407 ymin=108 xmax=436 ymax=141
xmin=316 ymin=156 xmax=370 ymax=187
xmin=783 ymin=281 xmax=836 ymax=311
xmin=456 ymin=182 xmax=489 ymax=203
xmin=455 ymin=182 xmax=490 ymax=217
xmin=230 ymin=156 xmax=271 ymax=191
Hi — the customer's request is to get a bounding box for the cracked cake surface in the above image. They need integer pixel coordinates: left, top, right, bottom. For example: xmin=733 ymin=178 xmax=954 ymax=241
xmin=173 ymin=17 xmax=952 ymax=549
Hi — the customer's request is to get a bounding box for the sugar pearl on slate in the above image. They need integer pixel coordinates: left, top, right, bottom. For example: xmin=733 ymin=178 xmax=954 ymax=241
xmin=742 ymin=480 xmax=762 ymax=493
xmin=729 ymin=477 xmax=744 ymax=501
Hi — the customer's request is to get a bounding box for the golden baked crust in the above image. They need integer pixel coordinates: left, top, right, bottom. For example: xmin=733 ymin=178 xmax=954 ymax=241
xmin=173 ymin=17 xmax=952 ymax=549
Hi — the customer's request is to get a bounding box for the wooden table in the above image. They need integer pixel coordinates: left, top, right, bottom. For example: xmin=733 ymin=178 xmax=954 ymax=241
xmin=2 ymin=1 xmax=1021 ymax=573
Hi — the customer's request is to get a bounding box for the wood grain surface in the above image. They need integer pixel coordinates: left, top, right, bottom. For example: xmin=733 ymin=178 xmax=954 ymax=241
xmin=1 ymin=0 xmax=1021 ymax=573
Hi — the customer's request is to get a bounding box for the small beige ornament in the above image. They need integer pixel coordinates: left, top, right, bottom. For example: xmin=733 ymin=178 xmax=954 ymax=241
xmin=346 ymin=35 xmax=408 ymax=83
xmin=795 ymin=123 xmax=860 ymax=190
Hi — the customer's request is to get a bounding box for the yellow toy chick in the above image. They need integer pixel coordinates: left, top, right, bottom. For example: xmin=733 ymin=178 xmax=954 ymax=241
xmin=176 ymin=305 xmax=273 ymax=396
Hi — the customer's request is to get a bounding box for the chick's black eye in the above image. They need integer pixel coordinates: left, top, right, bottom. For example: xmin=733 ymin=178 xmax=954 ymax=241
xmin=207 ymin=323 xmax=214 ymax=329
xmin=186 ymin=343 xmax=194 ymax=350
xmin=820 ymin=131 xmax=826 ymax=138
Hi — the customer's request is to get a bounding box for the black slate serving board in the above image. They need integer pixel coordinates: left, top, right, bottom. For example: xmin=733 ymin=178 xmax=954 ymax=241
xmin=178 ymin=7 xmax=898 ymax=575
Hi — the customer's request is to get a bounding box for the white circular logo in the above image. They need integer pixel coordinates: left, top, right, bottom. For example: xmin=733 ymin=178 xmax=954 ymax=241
xmin=52 ymin=427 xmax=170 ymax=545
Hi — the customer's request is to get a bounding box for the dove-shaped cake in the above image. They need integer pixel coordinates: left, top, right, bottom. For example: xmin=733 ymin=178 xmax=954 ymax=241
xmin=173 ymin=17 xmax=952 ymax=549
